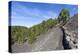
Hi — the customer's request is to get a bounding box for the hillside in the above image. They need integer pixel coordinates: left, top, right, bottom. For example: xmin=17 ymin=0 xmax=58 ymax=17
xmin=10 ymin=18 xmax=57 ymax=45
xmin=9 ymin=7 xmax=78 ymax=52
xmin=11 ymin=26 xmax=28 ymax=44
xmin=12 ymin=26 xmax=64 ymax=52
xmin=11 ymin=14 xmax=78 ymax=52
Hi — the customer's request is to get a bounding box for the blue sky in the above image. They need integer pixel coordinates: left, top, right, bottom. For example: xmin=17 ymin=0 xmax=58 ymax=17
xmin=9 ymin=1 xmax=78 ymax=27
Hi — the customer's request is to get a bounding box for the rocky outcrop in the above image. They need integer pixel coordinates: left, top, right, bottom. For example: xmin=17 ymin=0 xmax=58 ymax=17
xmin=63 ymin=14 xmax=78 ymax=49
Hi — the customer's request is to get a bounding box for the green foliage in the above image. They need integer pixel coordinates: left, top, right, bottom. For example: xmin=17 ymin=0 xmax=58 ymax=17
xmin=11 ymin=8 xmax=70 ymax=44
xmin=11 ymin=26 xmax=28 ymax=44
xmin=26 ymin=18 xmax=57 ymax=44
xmin=11 ymin=18 xmax=57 ymax=45
xmin=58 ymin=8 xmax=70 ymax=23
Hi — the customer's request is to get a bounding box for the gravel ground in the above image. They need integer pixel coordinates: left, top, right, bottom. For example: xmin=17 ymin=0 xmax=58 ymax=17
xmin=12 ymin=26 xmax=64 ymax=53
